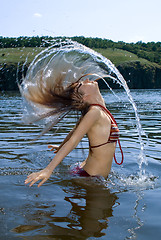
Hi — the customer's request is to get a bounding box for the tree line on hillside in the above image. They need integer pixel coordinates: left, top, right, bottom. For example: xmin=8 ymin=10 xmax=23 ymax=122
xmin=0 ymin=36 xmax=161 ymax=65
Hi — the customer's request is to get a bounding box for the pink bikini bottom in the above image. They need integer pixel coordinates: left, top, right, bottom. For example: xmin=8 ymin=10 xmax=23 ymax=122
xmin=71 ymin=165 xmax=101 ymax=179
xmin=71 ymin=165 xmax=91 ymax=177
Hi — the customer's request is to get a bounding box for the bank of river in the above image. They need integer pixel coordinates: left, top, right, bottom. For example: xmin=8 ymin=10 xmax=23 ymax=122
xmin=1 ymin=54 xmax=161 ymax=91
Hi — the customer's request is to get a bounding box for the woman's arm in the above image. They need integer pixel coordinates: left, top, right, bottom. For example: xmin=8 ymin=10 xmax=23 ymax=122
xmin=25 ymin=107 xmax=100 ymax=187
xmin=48 ymin=116 xmax=83 ymax=153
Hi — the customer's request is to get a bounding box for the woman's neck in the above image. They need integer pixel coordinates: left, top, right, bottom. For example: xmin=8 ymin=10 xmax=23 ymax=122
xmin=87 ymin=93 xmax=106 ymax=107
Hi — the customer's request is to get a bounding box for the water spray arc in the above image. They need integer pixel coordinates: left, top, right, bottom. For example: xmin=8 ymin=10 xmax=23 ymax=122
xmin=19 ymin=39 xmax=147 ymax=175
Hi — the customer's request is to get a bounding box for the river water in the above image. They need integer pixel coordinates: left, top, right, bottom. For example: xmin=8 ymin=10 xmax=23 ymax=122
xmin=0 ymin=89 xmax=161 ymax=240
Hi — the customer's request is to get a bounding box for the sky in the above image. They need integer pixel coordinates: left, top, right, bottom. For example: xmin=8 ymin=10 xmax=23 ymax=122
xmin=1 ymin=0 xmax=161 ymax=43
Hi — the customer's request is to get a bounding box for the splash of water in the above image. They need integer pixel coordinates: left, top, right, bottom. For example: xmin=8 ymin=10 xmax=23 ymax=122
xmin=20 ymin=38 xmax=147 ymax=175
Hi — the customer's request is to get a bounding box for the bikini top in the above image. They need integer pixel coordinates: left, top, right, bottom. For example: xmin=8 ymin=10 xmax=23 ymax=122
xmin=89 ymin=104 xmax=124 ymax=165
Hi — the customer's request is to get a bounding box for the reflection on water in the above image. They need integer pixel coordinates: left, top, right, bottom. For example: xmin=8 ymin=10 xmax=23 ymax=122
xmin=126 ymin=192 xmax=144 ymax=240
xmin=12 ymin=179 xmax=118 ymax=239
xmin=0 ymin=90 xmax=161 ymax=240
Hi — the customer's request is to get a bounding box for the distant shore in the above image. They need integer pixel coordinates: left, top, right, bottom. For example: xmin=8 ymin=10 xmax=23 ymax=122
xmin=1 ymin=60 xmax=161 ymax=91
xmin=1 ymin=44 xmax=161 ymax=91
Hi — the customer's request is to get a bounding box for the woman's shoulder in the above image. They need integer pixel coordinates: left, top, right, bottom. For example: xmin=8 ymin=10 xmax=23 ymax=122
xmin=89 ymin=104 xmax=111 ymax=124
xmin=82 ymin=105 xmax=101 ymax=123
xmin=88 ymin=105 xmax=102 ymax=116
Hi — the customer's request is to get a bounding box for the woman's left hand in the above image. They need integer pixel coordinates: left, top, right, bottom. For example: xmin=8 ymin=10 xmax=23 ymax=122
xmin=25 ymin=168 xmax=52 ymax=187
xmin=48 ymin=144 xmax=59 ymax=153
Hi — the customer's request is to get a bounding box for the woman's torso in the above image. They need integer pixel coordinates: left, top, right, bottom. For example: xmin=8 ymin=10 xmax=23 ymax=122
xmin=82 ymin=105 xmax=117 ymax=178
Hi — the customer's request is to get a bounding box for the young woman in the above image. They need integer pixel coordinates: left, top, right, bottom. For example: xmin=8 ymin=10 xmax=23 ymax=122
xmin=24 ymin=77 xmax=123 ymax=187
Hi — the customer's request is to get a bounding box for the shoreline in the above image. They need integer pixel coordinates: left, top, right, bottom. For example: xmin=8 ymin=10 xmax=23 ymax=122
xmin=1 ymin=60 xmax=161 ymax=91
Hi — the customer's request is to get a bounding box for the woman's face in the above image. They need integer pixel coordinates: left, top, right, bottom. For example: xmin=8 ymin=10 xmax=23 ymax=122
xmin=76 ymin=78 xmax=99 ymax=96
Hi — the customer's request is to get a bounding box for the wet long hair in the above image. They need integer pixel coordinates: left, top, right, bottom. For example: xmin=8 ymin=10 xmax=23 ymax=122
xmin=19 ymin=73 xmax=91 ymax=150
xmin=21 ymin=72 xmax=90 ymax=114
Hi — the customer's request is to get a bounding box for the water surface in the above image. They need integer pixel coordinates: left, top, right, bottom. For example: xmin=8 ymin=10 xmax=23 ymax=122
xmin=0 ymin=89 xmax=161 ymax=240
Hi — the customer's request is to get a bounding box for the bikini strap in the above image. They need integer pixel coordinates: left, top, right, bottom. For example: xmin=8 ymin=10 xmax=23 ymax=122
xmin=114 ymin=139 xmax=124 ymax=165
xmin=90 ymin=104 xmax=124 ymax=165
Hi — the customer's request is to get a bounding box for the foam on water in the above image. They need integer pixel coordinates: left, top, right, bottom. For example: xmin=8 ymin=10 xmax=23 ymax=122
xmin=105 ymin=170 xmax=158 ymax=191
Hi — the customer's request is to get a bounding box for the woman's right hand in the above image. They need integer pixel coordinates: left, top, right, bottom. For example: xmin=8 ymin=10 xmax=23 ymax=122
xmin=25 ymin=167 xmax=52 ymax=187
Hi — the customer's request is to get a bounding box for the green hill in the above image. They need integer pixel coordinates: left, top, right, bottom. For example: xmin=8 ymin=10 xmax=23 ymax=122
xmin=0 ymin=46 xmax=158 ymax=67
xmin=0 ymin=46 xmax=161 ymax=90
